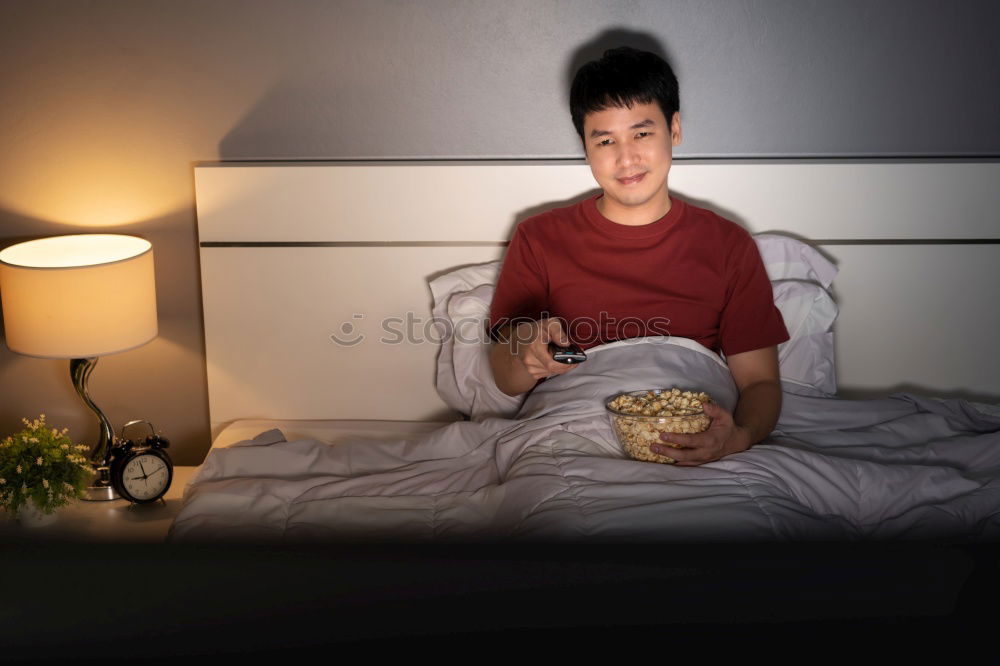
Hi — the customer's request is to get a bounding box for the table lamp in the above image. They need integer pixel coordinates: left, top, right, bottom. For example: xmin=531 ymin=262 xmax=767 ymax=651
xmin=0 ymin=234 xmax=157 ymax=500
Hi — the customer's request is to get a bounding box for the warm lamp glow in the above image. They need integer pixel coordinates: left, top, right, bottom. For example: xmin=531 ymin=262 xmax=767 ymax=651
xmin=0 ymin=155 xmax=187 ymax=228
xmin=0 ymin=234 xmax=151 ymax=268
xmin=0 ymin=235 xmax=157 ymax=359
xmin=0 ymin=118 xmax=193 ymax=227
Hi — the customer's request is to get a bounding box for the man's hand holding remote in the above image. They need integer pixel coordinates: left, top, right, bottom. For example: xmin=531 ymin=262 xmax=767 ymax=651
xmin=488 ymin=317 xmax=582 ymax=396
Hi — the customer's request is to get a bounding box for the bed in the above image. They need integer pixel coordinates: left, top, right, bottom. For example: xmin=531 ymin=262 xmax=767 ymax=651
xmin=162 ymin=160 xmax=1000 ymax=644
xmin=172 ymin=159 xmax=1000 ymax=543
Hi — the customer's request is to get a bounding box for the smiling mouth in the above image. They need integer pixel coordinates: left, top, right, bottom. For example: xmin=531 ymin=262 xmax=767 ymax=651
xmin=617 ymin=173 xmax=646 ymax=185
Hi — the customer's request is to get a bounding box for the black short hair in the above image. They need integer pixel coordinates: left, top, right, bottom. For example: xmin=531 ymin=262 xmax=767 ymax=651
xmin=570 ymin=46 xmax=680 ymax=141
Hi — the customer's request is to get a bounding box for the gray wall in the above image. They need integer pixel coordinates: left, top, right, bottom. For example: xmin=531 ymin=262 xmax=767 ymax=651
xmin=1 ymin=0 xmax=998 ymax=465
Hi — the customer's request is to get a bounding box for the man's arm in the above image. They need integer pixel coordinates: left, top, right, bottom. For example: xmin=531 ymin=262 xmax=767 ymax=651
xmin=727 ymin=345 xmax=783 ymax=446
xmin=489 ymin=318 xmax=580 ymax=397
xmin=649 ymin=345 xmax=782 ymax=465
xmin=489 ymin=324 xmax=539 ymax=397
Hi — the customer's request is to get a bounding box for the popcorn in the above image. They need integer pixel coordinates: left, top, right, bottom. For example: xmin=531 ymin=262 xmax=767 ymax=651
xmin=608 ymin=388 xmax=709 ymax=417
xmin=607 ymin=388 xmax=713 ymax=464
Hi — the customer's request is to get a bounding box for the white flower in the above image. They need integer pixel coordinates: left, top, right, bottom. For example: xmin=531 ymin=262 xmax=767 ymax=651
xmin=0 ymin=478 xmax=5 ymax=485
xmin=52 ymin=428 xmax=59 ymax=437
xmin=42 ymin=479 xmax=49 ymax=489
xmin=16 ymin=465 xmax=22 ymax=474
xmin=36 ymin=456 xmax=44 ymax=466
xmin=60 ymin=444 xmax=69 ymax=450
xmin=29 ymin=437 xmax=39 ymax=443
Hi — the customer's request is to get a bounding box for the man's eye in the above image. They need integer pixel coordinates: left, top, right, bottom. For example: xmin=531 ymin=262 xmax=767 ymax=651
xmin=597 ymin=138 xmax=613 ymax=147
xmin=636 ymin=132 xmax=651 ymax=139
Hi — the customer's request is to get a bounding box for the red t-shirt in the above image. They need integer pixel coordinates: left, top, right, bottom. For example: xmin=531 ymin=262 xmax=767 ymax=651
xmin=488 ymin=194 xmax=789 ymax=356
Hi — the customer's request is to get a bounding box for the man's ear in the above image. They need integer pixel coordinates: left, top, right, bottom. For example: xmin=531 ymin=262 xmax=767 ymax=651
xmin=671 ymin=112 xmax=683 ymax=146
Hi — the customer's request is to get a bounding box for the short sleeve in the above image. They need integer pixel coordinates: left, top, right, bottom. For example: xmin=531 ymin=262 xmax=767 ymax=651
xmin=487 ymin=224 xmax=549 ymax=339
xmin=718 ymin=231 xmax=790 ymax=356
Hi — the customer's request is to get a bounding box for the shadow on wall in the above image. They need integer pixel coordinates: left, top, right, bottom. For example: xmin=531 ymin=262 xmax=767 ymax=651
xmin=216 ymin=28 xmax=677 ymax=161
xmin=562 ymin=29 xmax=677 ymax=110
xmin=422 ymin=188 xmax=601 ymax=288
xmin=217 ymin=72 xmax=472 ymax=160
xmin=217 ymin=77 xmax=343 ymax=160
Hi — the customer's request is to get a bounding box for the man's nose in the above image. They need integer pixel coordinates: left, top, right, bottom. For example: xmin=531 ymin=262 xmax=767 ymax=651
xmin=617 ymin=142 xmax=639 ymax=166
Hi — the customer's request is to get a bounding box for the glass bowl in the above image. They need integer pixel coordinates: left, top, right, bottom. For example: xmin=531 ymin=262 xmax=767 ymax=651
xmin=606 ymin=389 xmax=711 ymax=464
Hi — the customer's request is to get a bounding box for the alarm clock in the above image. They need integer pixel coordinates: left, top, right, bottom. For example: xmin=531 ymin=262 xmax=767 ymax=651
xmin=109 ymin=420 xmax=173 ymax=504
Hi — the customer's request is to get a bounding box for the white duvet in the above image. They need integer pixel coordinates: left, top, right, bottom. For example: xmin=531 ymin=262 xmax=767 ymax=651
xmin=168 ymin=338 xmax=1000 ymax=543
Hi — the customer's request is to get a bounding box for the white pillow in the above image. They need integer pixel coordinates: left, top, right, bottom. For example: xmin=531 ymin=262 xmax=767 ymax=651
xmin=753 ymin=234 xmax=839 ymax=395
xmin=429 ymin=263 xmax=518 ymax=419
xmin=447 ymin=284 xmax=524 ymax=418
xmin=428 ymin=261 xmax=501 ymax=303
xmin=429 ymin=235 xmax=839 ymax=418
xmin=754 ymin=233 xmax=838 ymax=288
xmin=769 ymin=280 xmax=838 ymax=395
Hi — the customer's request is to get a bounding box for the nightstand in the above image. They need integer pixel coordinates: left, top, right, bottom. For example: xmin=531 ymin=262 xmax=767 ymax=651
xmin=0 ymin=465 xmax=198 ymax=542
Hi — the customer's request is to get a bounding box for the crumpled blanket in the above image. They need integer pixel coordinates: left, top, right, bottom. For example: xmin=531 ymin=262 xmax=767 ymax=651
xmin=168 ymin=337 xmax=1000 ymax=543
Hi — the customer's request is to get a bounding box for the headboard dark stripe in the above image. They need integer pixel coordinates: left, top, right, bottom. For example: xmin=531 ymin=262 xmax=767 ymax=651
xmin=200 ymin=238 xmax=1000 ymax=248
xmin=199 ymin=241 xmax=509 ymax=248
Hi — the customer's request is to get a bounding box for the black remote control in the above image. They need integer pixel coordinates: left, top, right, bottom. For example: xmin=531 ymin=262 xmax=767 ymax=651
xmin=549 ymin=341 xmax=587 ymax=364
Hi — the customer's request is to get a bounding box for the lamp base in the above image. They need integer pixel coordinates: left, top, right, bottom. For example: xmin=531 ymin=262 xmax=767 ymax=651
xmin=80 ymin=467 xmax=120 ymax=502
xmin=70 ymin=358 xmax=120 ymax=501
xmin=83 ymin=485 xmax=119 ymax=501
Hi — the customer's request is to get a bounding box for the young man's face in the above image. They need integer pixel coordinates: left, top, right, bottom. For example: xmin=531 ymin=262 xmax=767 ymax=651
xmin=582 ymin=101 xmax=682 ymax=225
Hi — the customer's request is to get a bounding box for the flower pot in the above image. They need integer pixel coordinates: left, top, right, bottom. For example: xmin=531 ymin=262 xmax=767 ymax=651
xmin=18 ymin=498 xmax=57 ymax=528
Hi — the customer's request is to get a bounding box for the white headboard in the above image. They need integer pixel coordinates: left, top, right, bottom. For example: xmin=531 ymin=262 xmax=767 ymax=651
xmin=195 ymin=160 xmax=1000 ymax=438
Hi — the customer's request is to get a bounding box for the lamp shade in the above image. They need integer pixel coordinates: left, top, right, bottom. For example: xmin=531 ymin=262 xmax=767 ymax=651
xmin=0 ymin=234 xmax=157 ymax=358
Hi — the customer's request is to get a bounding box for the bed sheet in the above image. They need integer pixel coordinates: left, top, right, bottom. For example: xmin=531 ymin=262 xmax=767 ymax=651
xmin=173 ymin=338 xmax=1000 ymax=544
xmin=211 ymin=419 xmax=452 ymax=451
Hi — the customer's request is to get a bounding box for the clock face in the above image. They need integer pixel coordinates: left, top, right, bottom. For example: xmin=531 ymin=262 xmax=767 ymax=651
xmin=121 ymin=453 xmax=170 ymax=501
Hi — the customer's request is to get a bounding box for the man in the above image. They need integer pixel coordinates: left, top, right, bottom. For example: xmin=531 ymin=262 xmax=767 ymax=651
xmin=487 ymin=46 xmax=789 ymax=466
